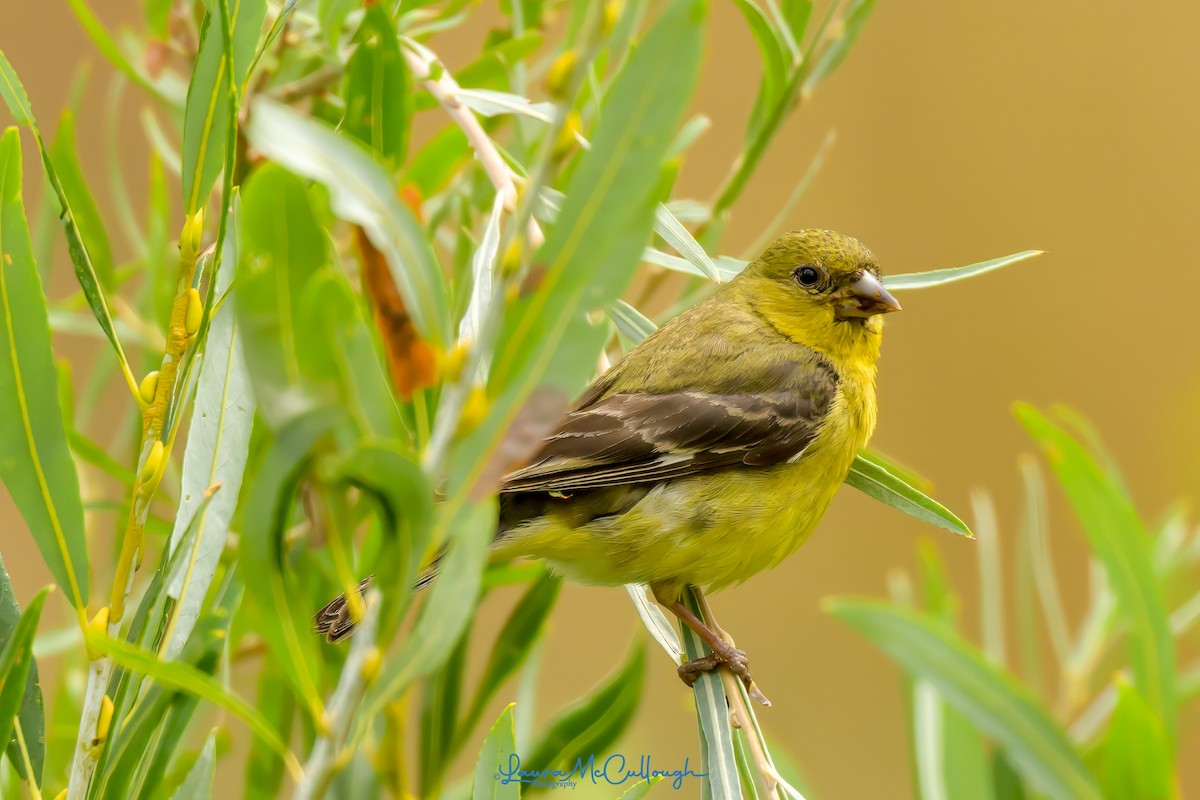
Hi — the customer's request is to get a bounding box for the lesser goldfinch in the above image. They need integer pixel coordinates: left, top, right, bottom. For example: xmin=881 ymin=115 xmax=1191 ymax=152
xmin=316 ymin=229 xmax=899 ymax=700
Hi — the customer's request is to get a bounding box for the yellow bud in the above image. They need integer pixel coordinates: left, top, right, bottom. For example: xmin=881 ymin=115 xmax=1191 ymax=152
xmin=54 ymin=790 xmax=68 ymax=800
xmin=602 ymin=0 xmax=624 ymax=36
xmin=181 ymin=208 xmax=205 ymax=260
xmin=85 ymin=606 xmax=110 ymax=661
xmin=360 ymin=647 xmax=382 ymax=686
xmin=457 ymin=386 xmax=490 ymax=437
xmin=138 ymin=370 xmax=159 ymax=405
xmin=94 ymin=695 xmax=114 ymax=746
xmin=545 ymin=50 xmax=577 ymax=100
xmin=441 ymin=342 xmax=471 ymax=384
xmin=554 ymin=111 xmax=583 ymax=159
xmin=140 ymin=440 xmax=164 ymax=484
xmin=185 ymin=288 xmax=203 ymax=335
xmin=499 ymin=239 xmax=523 ymax=278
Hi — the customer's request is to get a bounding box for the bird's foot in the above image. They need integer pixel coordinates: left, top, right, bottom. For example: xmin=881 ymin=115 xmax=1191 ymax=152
xmin=677 ymin=644 xmax=771 ymax=706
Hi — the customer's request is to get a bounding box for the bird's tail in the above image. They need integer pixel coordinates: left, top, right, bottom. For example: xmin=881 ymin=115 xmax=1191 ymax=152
xmin=313 ymin=554 xmax=444 ymax=643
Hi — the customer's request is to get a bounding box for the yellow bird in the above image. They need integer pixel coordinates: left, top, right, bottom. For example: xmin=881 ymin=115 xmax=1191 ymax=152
xmin=316 ymin=229 xmax=900 ymax=702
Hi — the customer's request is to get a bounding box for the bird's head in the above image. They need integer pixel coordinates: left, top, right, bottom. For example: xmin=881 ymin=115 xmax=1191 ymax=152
xmin=735 ymin=229 xmax=900 ymax=362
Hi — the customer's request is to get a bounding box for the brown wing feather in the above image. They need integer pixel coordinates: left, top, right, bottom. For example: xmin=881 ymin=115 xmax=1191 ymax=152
xmin=501 ymin=360 xmax=838 ymax=495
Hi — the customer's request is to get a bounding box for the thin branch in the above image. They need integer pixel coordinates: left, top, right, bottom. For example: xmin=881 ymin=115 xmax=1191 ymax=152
xmin=294 ymin=590 xmax=382 ymax=800
xmin=400 ymin=39 xmax=544 ymax=248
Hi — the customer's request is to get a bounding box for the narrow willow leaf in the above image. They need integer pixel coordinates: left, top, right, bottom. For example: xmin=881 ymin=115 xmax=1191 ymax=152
xmin=171 ymin=730 xmax=218 ymax=800
xmin=523 ymin=645 xmax=646 ymax=774
xmin=607 ymin=300 xmax=656 ymax=347
xmin=181 ymin=0 xmax=266 ymax=213
xmin=455 ymin=89 xmax=555 ymax=123
xmin=1090 ymin=679 xmax=1172 ymax=800
xmin=679 ymin=590 xmax=740 ymax=800
xmin=236 ymin=165 xmax=334 ymax=427
xmin=472 ymin=704 xmax=518 ymax=800
xmin=64 ymin=0 xmax=165 ymax=98
xmin=0 ymin=52 xmax=136 ymax=393
xmin=456 ymin=0 xmax=705 ymax=499
xmin=0 ymin=585 xmax=49 ymax=780
xmin=654 ymin=204 xmax=719 ymax=281
xmin=91 ymin=632 xmax=300 ymax=780
xmin=459 ymin=193 xmax=505 ymax=344
xmin=1015 ymin=404 xmax=1175 ymax=740
xmin=667 ymin=114 xmax=712 ymax=159
xmin=326 ymin=442 xmax=434 ymax=638
xmin=239 ymin=410 xmax=338 ymax=718
xmin=618 ymin=777 xmax=662 ymax=799
xmin=732 ymin=0 xmax=787 ymax=116
xmin=460 ymin=574 xmax=560 ymax=742
xmin=0 ymin=558 xmax=45 ymax=783
xmin=343 ymin=6 xmax=410 ymax=167
xmin=364 ymin=501 xmax=494 ymax=718
xmin=49 ymin=111 xmax=114 ymax=290
xmin=245 ymin=657 xmax=294 ymax=800
xmin=625 ymin=584 xmax=683 ymax=665
xmin=0 ymin=128 xmax=89 ymax=610
xmin=829 ymin=599 xmax=1101 ymax=800
xmin=245 ymin=98 xmax=451 ymax=346
xmin=163 ymin=213 xmax=254 ymax=659
xmin=847 ymin=452 xmax=973 ymax=538
xmin=884 ymin=251 xmax=1043 ymax=291
xmin=801 ymin=0 xmax=878 ymax=94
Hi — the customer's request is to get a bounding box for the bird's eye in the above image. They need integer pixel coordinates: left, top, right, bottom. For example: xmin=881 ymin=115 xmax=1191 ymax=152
xmin=794 ymin=266 xmax=820 ymax=287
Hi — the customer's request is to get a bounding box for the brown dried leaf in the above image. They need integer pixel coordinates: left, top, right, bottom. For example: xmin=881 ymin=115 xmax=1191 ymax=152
xmin=355 ymin=225 xmax=438 ymax=400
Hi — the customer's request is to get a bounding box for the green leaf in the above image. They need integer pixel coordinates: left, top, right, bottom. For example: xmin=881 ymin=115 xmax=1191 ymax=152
xmin=0 ymin=586 xmax=49 ymax=775
xmin=171 ymin=730 xmax=218 ymax=800
xmin=0 ymin=52 xmax=137 ymax=394
xmin=49 ymin=111 xmax=114 ymax=290
xmin=654 ymin=204 xmax=719 ymax=281
xmin=181 ymin=0 xmax=266 ymax=213
xmin=607 ymin=300 xmax=657 ymax=348
xmin=523 ymin=644 xmax=645 ymax=774
xmin=239 ymin=409 xmax=338 ymax=718
xmin=64 ymin=0 xmax=167 ymax=98
xmin=618 ymin=776 xmax=662 ymax=799
xmin=456 ymin=0 xmax=705 ymax=499
xmin=460 ymin=573 xmax=561 ymax=743
xmin=678 ymin=589 xmax=740 ymax=800
xmin=884 ymin=251 xmax=1043 ymax=291
xmin=236 ymin=165 xmax=334 ymax=427
xmin=163 ymin=207 xmax=255 ymax=659
xmin=0 ymin=128 xmax=89 ymax=611
xmin=846 ymin=451 xmax=973 ymax=538
xmin=245 ymin=657 xmax=295 ymax=800
xmin=732 ymin=0 xmax=788 ymax=124
xmin=363 ymin=501 xmax=494 ymax=719
xmin=0 ymin=565 xmax=46 ymax=783
xmin=801 ymin=0 xmax=878 ymax=94
xmin=1090 ymin=678 xmax=1172 ymax=800
xmin=90 ymin=632 xmax=300 ymax=782
xmin=472 ymin=704 xmax=518 ymax=800
xmin=828 ymin=599 xmax=1101 ymax=800
xmin=1015 ymin=404 xmax=1175 ymax=740
xmin=343 ymin=6 xmax=410 ymax=168
xmin=245 ymin=97 xmax=451 ymax=347
xmin=327 ymin=443 xmax=435 ymax=637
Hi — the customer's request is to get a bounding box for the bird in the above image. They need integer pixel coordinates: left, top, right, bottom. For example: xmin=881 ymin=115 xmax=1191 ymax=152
xmin=315 ymin=229 xmax=900 ymax=703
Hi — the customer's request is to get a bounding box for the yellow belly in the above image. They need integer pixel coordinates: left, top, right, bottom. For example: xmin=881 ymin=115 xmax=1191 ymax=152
xmin=496 ymin=386 xmax=871 ymax=594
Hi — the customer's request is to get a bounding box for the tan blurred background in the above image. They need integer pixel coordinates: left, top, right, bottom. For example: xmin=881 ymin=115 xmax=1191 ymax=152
xmin=4 ymin=1 xmax=1200 ymax=798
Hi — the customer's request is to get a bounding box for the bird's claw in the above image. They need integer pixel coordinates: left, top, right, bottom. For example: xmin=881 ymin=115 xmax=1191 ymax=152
xmin=677 ymin=647 xmax=771 ymax=706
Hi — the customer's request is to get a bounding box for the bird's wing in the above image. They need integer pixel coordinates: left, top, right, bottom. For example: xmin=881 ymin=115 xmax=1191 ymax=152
xmin=500 ymin=367 xmax=838 ymax=494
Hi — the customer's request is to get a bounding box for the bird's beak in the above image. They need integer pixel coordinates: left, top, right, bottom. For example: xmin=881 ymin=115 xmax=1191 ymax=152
xmin=837 ymin=272 xmax=902 ymax=318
